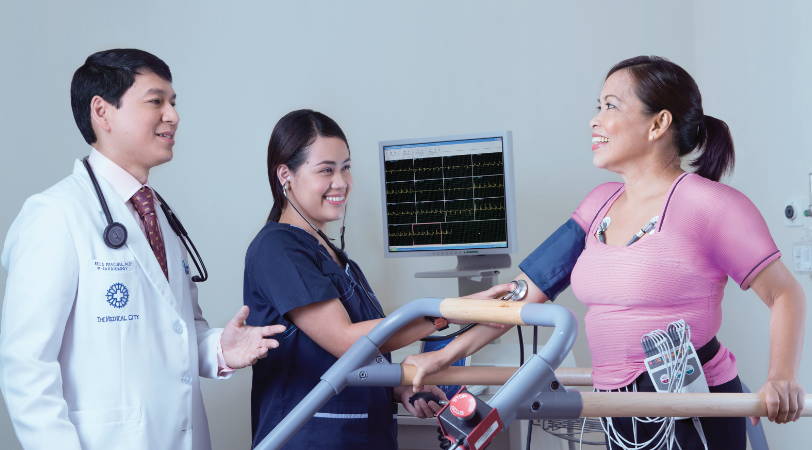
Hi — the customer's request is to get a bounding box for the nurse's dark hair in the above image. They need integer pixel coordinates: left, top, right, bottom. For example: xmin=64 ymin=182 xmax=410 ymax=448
xmin=267 ymin=109 xmax=349 ymax=223
xmin=70 ymin=49 xmax=172 ymax=145
xmin=607 ymin=56 xmax=734 ymax=182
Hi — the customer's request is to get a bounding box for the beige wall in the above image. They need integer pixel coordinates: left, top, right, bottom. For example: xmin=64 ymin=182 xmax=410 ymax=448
xmin=0 ymin=1 xmax=808 ymax=448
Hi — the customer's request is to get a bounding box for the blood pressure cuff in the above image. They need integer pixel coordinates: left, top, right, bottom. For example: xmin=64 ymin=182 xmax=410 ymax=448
xmin=518 ymin=218 xmax=586 ymax=301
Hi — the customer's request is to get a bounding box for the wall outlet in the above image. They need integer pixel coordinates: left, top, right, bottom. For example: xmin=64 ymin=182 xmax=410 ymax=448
xmin=784 ymin=198 xmax=804 ymax=226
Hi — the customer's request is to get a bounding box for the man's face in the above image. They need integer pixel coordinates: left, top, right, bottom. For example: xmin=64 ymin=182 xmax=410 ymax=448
xmin=104 ymin=71 xmax=178 ymax=171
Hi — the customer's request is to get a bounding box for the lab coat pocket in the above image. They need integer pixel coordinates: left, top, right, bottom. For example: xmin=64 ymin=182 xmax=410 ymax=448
xmin=70 ymin=406 xmax=147 ymax=449
xmin=68 ymin=406 xmax=141 ymax=426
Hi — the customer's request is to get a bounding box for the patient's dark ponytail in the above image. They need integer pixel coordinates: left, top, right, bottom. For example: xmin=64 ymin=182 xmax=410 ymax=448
xmin=267 ymin=110 xmax=349 ymax=223
xmin=607 ymin=56 xmax=734 ymax=182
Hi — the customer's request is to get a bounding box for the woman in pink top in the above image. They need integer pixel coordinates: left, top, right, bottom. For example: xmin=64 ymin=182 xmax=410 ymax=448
xmin=403 ymin=56 xmax=806 ymax=449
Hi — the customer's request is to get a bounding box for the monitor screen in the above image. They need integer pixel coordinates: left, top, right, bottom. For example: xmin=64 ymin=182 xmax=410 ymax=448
xmin=379 ymin=133 xmax=515 ymax=256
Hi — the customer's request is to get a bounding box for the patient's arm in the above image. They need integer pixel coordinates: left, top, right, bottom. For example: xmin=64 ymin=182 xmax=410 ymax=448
xmin=402 ymin=272 xmax=549 ymax=391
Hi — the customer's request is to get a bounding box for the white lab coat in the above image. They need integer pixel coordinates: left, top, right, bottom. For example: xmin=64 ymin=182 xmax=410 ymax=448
xmin=0 ymin=159 xmax=226 ymax=450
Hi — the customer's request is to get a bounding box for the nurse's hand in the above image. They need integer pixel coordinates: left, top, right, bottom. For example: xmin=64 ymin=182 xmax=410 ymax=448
xmin=221 ymin=305 xmax=287 ymax=369
xmin=445 ymin=283 xmax=514 ymax=329
xmin=465 ymin=283 xmax=513 ymax=300
xmin=402 ymin=351 xmax=453 ymax=393
xmin=396 ymin=385 xmax=447 ymax=419
xmin=752 ymin=378 xmax=806 ymax=425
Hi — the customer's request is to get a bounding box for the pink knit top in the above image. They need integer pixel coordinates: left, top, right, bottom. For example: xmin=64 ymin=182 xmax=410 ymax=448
xmin=570 ymin=173 xmax=780 ymax=390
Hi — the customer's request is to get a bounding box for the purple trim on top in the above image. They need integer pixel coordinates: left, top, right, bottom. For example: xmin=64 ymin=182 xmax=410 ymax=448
xmin=740 ymin=250 xmax=780 ymax=289
xmin=588 ymin=185 xmax=624 ymax=234
xmin=657 ymin=173 xmax=690 ymax=232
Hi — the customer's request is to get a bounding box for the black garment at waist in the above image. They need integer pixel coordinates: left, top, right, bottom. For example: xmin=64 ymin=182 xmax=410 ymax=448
xmin=696 ymin=336 xmax=720 ymax=366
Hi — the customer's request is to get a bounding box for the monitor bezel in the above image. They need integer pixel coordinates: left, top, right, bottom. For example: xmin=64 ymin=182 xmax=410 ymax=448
xmin=378 ymin=131 xmax=518 ymax=259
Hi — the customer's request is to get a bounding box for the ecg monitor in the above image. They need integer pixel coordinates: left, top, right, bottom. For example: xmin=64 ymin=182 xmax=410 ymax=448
xmin=378 ymin=131 xmax=517 ymax=258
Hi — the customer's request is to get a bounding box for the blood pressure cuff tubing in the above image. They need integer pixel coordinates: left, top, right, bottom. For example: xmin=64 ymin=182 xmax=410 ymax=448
xmin=518 ymin=218 xmax=586 ymax=301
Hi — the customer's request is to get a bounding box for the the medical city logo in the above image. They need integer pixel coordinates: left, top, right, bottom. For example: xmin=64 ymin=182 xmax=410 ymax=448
xmin=106 ymin=283 xmax=129 ymax=308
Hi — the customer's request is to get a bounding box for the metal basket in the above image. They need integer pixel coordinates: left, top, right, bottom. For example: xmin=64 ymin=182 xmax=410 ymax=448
xmin=541 ymin=418 xmax=606 ymax=448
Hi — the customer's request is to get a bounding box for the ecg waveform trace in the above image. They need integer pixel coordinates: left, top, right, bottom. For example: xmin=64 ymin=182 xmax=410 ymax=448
xmin=384 ymin=151 xmax=507 ymax=248
xmin=385 ymin=161 xmax=503 ymax=175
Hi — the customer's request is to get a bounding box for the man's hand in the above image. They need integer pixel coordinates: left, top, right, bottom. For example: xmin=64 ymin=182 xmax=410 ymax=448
xmin=221 ymin=305 xmax=287 ymax=369
xmin=395 ymin=385 xmax=447 ymax=419
xmin=751 ymin=378 xmax=806 ymax=425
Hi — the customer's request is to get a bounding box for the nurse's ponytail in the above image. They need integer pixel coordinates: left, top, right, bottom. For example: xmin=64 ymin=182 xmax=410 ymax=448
xmin=607 ymin=56 xmax=735 ymax=182
xmin=267 ymin=110 xmax=349 ymax=223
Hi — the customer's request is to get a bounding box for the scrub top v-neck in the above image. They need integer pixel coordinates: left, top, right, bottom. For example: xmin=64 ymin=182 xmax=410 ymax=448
xmin=243 ymin=221 xmax=396 ymax=450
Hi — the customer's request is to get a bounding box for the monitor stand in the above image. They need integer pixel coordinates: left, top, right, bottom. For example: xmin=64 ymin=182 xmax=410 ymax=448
xmin=414 ymin=254 xmax=511 ymax=297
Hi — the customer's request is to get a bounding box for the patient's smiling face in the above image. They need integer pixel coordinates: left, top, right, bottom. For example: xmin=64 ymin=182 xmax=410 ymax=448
xmin=589 ymin=69 xmax=653 ymax=174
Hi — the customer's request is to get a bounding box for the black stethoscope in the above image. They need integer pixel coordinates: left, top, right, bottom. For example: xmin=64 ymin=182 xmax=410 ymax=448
xmin=281 ymin=178 xmax=375 ymax=309
xmin=82 ymin=156 xmax=208 ymax=282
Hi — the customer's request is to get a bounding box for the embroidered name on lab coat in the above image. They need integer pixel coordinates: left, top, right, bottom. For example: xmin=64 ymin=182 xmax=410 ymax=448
xmin=97 ymin=314 xmax=140 ymax=323
xmin=92 ymin=260 xmax=135 ymax=273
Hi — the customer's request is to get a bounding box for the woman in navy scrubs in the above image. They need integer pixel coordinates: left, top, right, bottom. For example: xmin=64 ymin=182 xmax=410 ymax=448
xmin=244 ymin=110 xmax=449 ymax=449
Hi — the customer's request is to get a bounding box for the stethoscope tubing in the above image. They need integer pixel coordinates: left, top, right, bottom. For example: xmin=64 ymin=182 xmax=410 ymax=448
xmin=83 ymin=156 xmax=208 ymax=282
xmin=282 ymin=181 xmax=384 ymax=318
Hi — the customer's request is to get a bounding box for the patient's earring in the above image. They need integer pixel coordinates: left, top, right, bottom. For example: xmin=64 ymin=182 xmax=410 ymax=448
xmin=649 ymin=135 xmax=654 ymax=140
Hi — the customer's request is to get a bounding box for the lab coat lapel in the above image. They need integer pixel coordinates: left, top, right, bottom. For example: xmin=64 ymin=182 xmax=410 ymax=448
xmin=74 ymin=160 xmax=182 ymax=314
xmin=155 ymin=199 xmax=187 ymax=309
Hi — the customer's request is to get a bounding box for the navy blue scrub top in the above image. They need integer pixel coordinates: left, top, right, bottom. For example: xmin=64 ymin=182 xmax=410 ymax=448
xmin=244 ymin=221 xmax=397 ymax=450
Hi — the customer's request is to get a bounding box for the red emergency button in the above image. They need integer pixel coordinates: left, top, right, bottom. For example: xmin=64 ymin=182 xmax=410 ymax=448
xmin=449 ymin=393 xmax=477 ymax=420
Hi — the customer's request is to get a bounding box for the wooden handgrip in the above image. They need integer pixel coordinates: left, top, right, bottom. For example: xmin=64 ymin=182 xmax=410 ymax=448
xmin=400 ymin=365 xmax=593 ymax=386
xmin=580 ymin=392 xmax=812 ymax=418
xmin=439 ymin=298 xmax=526 ymax=325
xmin=400 ymin=365 xmax=812 ymax=417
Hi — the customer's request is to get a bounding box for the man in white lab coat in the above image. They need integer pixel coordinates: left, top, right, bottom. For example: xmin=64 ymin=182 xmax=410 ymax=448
xmin=0 ymin=49 xmax=286 ymax=450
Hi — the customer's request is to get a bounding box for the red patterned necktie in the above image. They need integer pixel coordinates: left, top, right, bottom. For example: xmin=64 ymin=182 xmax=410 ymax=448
xmin=131 ymin=187 xmax=168 ymax=280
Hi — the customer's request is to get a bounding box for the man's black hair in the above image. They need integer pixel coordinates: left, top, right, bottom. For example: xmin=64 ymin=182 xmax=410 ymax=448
xmin=70 ymin=49 xmax=172 ymax=145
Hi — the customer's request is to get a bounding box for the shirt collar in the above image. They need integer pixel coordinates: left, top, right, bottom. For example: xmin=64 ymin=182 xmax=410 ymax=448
xmin=87 ymin=148 xmax=151 ymax=203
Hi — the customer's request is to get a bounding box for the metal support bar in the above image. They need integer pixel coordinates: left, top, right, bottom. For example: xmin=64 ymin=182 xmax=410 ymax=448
xmin=490 ymin=354 xmax=582 ymax=425
xmin=400 ymin=366 xmax=593 ymax=387
xmin=256 ymin=298 xmax=580 ymax=450
xmin=346 ymin=362 xmax=403 ymax=387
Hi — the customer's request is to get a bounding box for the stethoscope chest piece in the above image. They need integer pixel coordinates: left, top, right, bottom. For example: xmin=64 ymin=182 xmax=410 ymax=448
xmin=501 ymin=279 xmax=528 ymax=301
xmin=103 ymin=222 xmax=128 ymax=249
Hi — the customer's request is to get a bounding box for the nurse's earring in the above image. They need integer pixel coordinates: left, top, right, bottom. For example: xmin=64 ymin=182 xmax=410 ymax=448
xmin=649 ymin=135 xmax=654 ymax=141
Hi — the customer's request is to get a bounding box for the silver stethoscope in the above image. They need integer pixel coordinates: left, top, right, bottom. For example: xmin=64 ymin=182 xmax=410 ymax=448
xmin=83 ymin=156 xmax=208 ymax=282
xmin=282 ymin=176 xmax=528 ymax=340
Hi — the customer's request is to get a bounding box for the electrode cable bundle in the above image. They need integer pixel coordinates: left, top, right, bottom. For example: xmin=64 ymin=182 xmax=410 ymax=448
xmin=600 ymin=320 xmax=708 ymax=450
